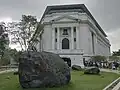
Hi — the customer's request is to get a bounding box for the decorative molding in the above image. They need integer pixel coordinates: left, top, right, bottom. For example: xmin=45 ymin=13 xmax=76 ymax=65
xmin=43 ymin=18 xmax=110 ymax=46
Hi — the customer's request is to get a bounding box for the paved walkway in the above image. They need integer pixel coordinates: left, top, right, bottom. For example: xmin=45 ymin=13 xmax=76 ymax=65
xmin=100 ymin=69 xmax=120 ymax=74
xmin=101 ymin=69 xmax=120 ymax=90
xmin=112 ymin=82 xmax=120 ymax=90
xmin=0 ymin=69 xmax=18 ymax=74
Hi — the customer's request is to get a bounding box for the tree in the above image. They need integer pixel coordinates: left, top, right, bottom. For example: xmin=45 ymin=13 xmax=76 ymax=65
xmin=28 ymin=24 xmax=44 ymax=51
xmin=0 ymin=48 xmax=22 ymax=66
xmin=0 ymin=22 xmax=9 ymax=57
xmin=113 ymin=49 xmax=120 ymax=56
xmin=91 ymin=55 xmax=106 ymax=63
xmin=109 ymin=56 xmax=120 ymax=62
xmin=0 ymin=50 xmax=10 ymax=66
xmin=8 ymin=15 xmax=38 ymax=51
xmin=8 ymin=49 xmax=21 ymax=63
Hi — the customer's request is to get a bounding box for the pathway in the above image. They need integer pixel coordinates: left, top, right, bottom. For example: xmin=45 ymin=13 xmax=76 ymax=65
xmin=100 ymin=69 xmax=120 ymax=74
xmin=112 ymin=82 xmax=120 ymax=90
xmin=101 ymin=69 xmax=120 ymax=90
xmin=0 ymin=68 xmax=18 ymax=74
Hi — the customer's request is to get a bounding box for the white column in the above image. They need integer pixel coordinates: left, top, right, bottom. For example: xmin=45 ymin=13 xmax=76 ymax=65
xmin=94 ymin=34 xmax=97 ymax=55
xmin=76 ymin=26 xmax=79 ymax=49
xmin=71 ymin=27 xmax=74 ymax=49
xmin=52 ymin=28 xmax=55 ymax=49
xmin=57 ymin=27 xmax=60 ymax=49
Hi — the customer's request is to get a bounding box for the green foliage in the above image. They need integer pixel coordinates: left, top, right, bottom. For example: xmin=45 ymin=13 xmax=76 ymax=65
xmin=91 ymin=55 xmax=106 ymax=62
xmin=113 ymin=49 xmax=120 ymax=56
xmin=0 ymin=23 xmax=9 ymax=56
xmin=29 ymin=24 xmax=44 ymax=51
xmin=109 ymin=56 xmax=120 ymax=62
xmin=0 ymin=50 xmax=10 ymax=66
xmin=0 ymin=49 xmax=21 ymax=66
xmin=8 ymin=15 xmax=38 ymax=51
xmin=8 ymin=49 xmax=21 ymax=63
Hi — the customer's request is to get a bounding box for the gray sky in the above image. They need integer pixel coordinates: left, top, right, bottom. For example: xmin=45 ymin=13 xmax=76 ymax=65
xmin=0 ymin=0 xmax=120 ymax=52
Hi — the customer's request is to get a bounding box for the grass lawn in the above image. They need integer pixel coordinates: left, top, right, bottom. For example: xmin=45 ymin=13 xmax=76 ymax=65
xmin=0 ymin=71 xmax=119 ymax=90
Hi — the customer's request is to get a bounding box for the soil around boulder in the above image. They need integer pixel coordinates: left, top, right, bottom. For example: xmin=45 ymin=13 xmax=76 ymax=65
xmin=18 ymin=51 xmax=71 ymax=88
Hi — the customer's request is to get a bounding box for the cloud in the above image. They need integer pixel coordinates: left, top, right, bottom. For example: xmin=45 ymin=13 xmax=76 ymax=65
xmin=0 ymin=0 xmax=88 ymax=20
xmin=0 ymin=0 xmax=120 ymax=51
xmin=85 ymin=0 xmax=120 ymax=32
xmin=0 ymin=17 xmax=12 ymax=22
xmin=0 ymin=0 xmax=60 ymax=20
xmin=107 ymin=29 xmax=120 ymax=51
xmin=1 ymin=0 xmax=120 ymax=31
xmin=85 ymin=0 xmax=120 ymax=52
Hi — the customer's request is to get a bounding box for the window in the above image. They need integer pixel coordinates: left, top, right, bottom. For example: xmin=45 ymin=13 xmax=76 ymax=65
xmin=62 ymin=38 xmax=69 ymax=49
xmin=55 ymin=38 xmax=57 ymax=42
xmin=74 ymin=38 xmax=76 ymax=42
xmin=74 ymin=27 xmax=76 ymax=32
xmin=55 ymin=28 xmax=57 ymax=33
xmin=74 ymin=38 xmax=76 ymax=49
xmin=63 ymin=29 xmax=68 ymax=35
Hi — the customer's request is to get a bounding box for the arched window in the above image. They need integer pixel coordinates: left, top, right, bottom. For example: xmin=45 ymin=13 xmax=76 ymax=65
xmin=62 ymin=38 xmax=69 ymax=49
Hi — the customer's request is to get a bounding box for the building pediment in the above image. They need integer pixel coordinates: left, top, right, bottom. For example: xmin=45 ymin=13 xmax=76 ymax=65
xmin=50 ymin=15 xmax=80 ymax=23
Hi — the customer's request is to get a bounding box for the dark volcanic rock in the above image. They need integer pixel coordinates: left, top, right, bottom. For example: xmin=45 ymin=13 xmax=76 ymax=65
xmin=18 ymin=51 xmax=70 ymax=88
xmin=72 ymin=65 xmax=82 ymax=71
xmin=84 ymin=67 xmax=100 ymax=74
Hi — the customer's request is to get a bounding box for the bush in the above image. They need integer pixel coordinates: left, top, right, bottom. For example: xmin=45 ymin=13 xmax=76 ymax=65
xmin=0 ymin=51 xmax=10 ymax=66
xmin=91 ymin=56 xmax=106 ymax=63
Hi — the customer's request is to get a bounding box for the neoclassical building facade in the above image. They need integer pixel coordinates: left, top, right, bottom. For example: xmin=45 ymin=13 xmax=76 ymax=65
xmin=33 ymin=4 xmax=111 ymax=67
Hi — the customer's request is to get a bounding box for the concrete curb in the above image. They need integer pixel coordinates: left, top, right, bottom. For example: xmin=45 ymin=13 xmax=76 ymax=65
xmin=103 ymin=77 xmax=120 ymax=90
xmin=112 ymin=82 xmax=120 ymax=90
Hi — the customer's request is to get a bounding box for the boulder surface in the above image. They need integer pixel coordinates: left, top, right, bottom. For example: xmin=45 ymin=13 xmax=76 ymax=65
xmin=18 ymin=51 xmax=70 ymax=88
xmin=72 ymin=65 xmax=82 ymax=71
xmin=84 ymin=67 xmax=100 ymax=74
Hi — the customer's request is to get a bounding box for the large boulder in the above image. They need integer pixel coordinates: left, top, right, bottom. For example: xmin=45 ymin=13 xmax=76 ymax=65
xmin=72 ymin=65 xmax=82 ymax=71
xmin=84 ymin=67 xmax=100 ymax=74
xmin=18 ymin=51 xmax=71 ymax=88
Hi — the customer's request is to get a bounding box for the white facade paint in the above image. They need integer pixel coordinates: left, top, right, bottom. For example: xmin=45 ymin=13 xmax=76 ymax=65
xmin=33 ymin=4 xmax=111 ymax=67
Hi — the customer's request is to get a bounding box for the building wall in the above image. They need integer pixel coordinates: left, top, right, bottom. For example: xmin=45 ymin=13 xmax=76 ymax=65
xmin=35 ymin=11 xmax=111 ymax=66
xmin=79 ymin=24 xmax=90 ymax=55
xmin=42 ymin=25 xmax=53 ymax=51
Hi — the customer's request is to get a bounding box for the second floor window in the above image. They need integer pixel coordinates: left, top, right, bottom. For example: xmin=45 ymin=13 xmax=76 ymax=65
xmin=63 ymin=29 xmax=68 ymax=35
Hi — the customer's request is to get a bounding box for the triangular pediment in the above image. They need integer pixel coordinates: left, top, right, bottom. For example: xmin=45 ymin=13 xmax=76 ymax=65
xmin=50 ymin=15 xmax=80 ymax=23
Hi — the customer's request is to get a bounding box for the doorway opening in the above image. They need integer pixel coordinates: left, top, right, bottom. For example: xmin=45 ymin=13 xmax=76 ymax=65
xmin=62 ymin=57 xmax=71 ymax=67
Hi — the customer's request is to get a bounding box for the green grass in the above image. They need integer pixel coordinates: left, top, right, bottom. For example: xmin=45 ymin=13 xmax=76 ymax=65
xmin=0 ymin=71 xmax=119 ymax=90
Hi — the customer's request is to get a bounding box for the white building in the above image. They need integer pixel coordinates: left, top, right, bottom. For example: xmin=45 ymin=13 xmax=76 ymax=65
xmin=33 ymin=4 xmax=111 ymax=67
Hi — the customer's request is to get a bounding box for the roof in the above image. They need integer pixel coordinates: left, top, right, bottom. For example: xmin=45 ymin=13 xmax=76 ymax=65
xmin=42 ymin=4 xmax=107 ymax=37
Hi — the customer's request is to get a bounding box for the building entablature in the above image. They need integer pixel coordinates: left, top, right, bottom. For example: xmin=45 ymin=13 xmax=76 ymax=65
xmin=42 ymin=14 xmax=110 ymax=46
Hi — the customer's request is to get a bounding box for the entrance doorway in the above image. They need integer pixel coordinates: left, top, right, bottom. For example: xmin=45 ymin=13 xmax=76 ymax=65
xmin=62 ymin=57 xmax=71 ymax=67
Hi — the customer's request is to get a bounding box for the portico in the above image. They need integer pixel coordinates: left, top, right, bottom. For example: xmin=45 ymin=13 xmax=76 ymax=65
xmin=51 ymin=23 xmax=80 ymax=50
